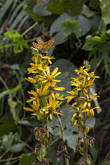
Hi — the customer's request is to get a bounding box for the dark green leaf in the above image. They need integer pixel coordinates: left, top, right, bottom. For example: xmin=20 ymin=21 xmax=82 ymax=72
xmin=9 ymin=10 xmax=26 ymax=30
xmin=78 ymin=15 xmax=91 ymax=36
xmin=50 ymin=13 xmax=72 ymax=35
xmin=64 ymin=130 xmax=82 ymax=150
xmin=50 ymin=14 xmax=91 ymax=37
xmin=0 ymin=0 xmax=13 ymax=22
xmin=51 ymin=59 xmax=76 ymax=95
xmin=104 ymin=53 xmax=110 ymax=76
xmin=89 ymin=0 xmax=100 ymax=9
xmin=47 ymin=0 xmax=86 ymax=15
xmin=33 ymin=2 xmax=51 ymax=17
xmin=19 ymin=153 xmax=36 ymax=165
xmin=0 ymin=115 xmax=15 ymax=137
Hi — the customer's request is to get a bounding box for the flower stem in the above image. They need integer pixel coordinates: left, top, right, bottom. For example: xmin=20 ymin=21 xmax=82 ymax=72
xmin=57 ymin=114 xmax=69 ymax=165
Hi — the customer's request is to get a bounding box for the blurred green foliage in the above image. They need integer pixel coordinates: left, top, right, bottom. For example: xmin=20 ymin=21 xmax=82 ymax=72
xmin=4 ymin=30 xmax=28 ymax=54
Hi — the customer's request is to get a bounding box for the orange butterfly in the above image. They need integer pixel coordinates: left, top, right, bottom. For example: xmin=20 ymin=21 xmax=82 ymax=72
xmin=33 ymin=37 xmax=55 ymax=53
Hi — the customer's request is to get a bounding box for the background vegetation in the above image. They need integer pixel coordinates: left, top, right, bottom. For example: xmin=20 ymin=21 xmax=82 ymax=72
xmin=0 ymin=0 xmax=110 ymax=164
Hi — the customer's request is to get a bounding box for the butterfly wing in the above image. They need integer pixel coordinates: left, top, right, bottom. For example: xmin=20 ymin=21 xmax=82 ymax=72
xmin=36 ymin=37 xmax=44 ymax=45
xmin=33 ymin=37 xmax=44 ymax=50
xmin=46 ymin=38 xmax=55 ymax=49
xmin=43 ymin=38 xmax=55 ymax=52
xmin=33 ymin=37 xmax=55 ymax=53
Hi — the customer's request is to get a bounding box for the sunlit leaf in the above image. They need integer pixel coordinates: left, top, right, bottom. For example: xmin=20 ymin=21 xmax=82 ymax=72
xmin=61 ymin=19 xmax=81 ymax=38
xmin=100 ymin=0 xmax=110 ymax=25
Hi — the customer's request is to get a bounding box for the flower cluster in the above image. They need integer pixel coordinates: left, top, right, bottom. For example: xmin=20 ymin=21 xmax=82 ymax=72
xmin=24 ymin=49 xmax=65 ymax=121
xmin=66 ymin=65 xmax=99 ymax=133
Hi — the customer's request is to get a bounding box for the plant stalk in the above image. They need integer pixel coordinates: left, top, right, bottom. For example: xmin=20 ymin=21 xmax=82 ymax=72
xmin=57 ymin=114 xmax=69 ymax=165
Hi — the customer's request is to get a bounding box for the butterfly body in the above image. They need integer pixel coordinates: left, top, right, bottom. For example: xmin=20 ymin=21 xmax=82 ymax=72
xmin=33 ymin=37 xmax=55 ymax=54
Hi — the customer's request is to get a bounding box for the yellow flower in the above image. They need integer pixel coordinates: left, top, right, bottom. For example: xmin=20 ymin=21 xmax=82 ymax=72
xmin=27 ymin=63 xmax=43 ymax=74
xmin=39 ymin=67 xmax=61 ymax=88
xmin=66 ymin=89 xmax=78 ymax=103
xmin=50 ymin=85 xmax=65 ymax=92
xmin=36 ymin=94 xmax=62 ymax=120
xmin=25 ymin=77 xmax=37 ymax=84
xmin=24 ymin=107 xmax=35 ymax=112
xmin=24 ymin=101 xmax=39 ymax=113
xmin=72 ymin=107 xmax=82 ymax=125
xmin=75 ymin=66 xmax=88 ymax=75
xmin=81 ymin=93 xmax=99 ymax=109
xmin=46 ymin=95 xmax=62 ymax=119
xmin=26 ymin=55 xmax=44 ymax=74
xmin=66 ymin=65 xmax=99 ymax=132
xmin=26 ymin=86 xmax=49 ymax=107
xmin=42 ymin=56 xmax=55 ymax=64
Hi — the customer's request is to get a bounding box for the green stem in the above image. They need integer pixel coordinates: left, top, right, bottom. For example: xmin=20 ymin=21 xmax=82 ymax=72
xmin=0 ymin=151 xmax=8 ymax=160
xmin=0 ymin=76 xmax=9 ymax=90
xmin=84 ymin=133 xmax=88 ymax=164
xmin=22 ymin=22 xmax=38 ymax=36
xmin=57 ymin=114 xmax=69 ymax=165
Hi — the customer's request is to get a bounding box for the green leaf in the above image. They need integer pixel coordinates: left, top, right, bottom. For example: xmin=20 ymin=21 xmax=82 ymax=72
xmin=10 ymin=143 xmax=25 ymax=152
xmin=89 ymin=146 xmax=98 ymax=164
xmin=9 ymin=10 xmax=26 ymax=30
xmin=51 ymin=59 xmax=76 ymax=96
xmin=0 ymin=115 xmax=15 ymax=137
xmin=82 ymin=5 xmax=95 ymax=18
xmin=33 ymin=1 xmax=51 ymax=17
xmin=61 ymin=19 xmax=81 ymax=38
xmin=100 ymin=0 xmax=110 ymax=25
xmin=82 ymin=35 xmax=103 ymax=52
xmin=47 ymin=0 xmax=86 ymax=15
xmin=64 ymin=130 xmax=82 ymax=150
xmin=50 ymin=13 xmax=91 ymax=38
xmin=2 ymin=132 xmax=24 ymax=152
xmin=2 ymin=133 xmax=15 ymax=151
xmin=78 ymin=15 xmax=91 ymax=36
xmin=0 ymin=0 xmax=13 ymax=22
xmin=25 ymin=1 xmax=42 ymax=22
xmin=4 ymin=30 xmax=28 ymax=54
xmin=9 ymin=2 xmax=25 ymax=25
xmin=89 ymin=0 xmax=100 ymax=9
xmin=50 ymin=13 xmax=72 ymax=35
xmin=8 ymin=97 xmax=19 ymax=123
xmin=47 ymin=145 xmax=64 ymax=165
xmin=86 ymin=117 xmax=95 ymax=129
xmin=18 ymin=117 xmax=38 ymax=127
xmin=19 ymin=153 xmax=36 ymax=165
xmin=104 ymin=53 xmax=110 ymax=76
xmin=48 ymin=104 xmax=82 ymax=150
